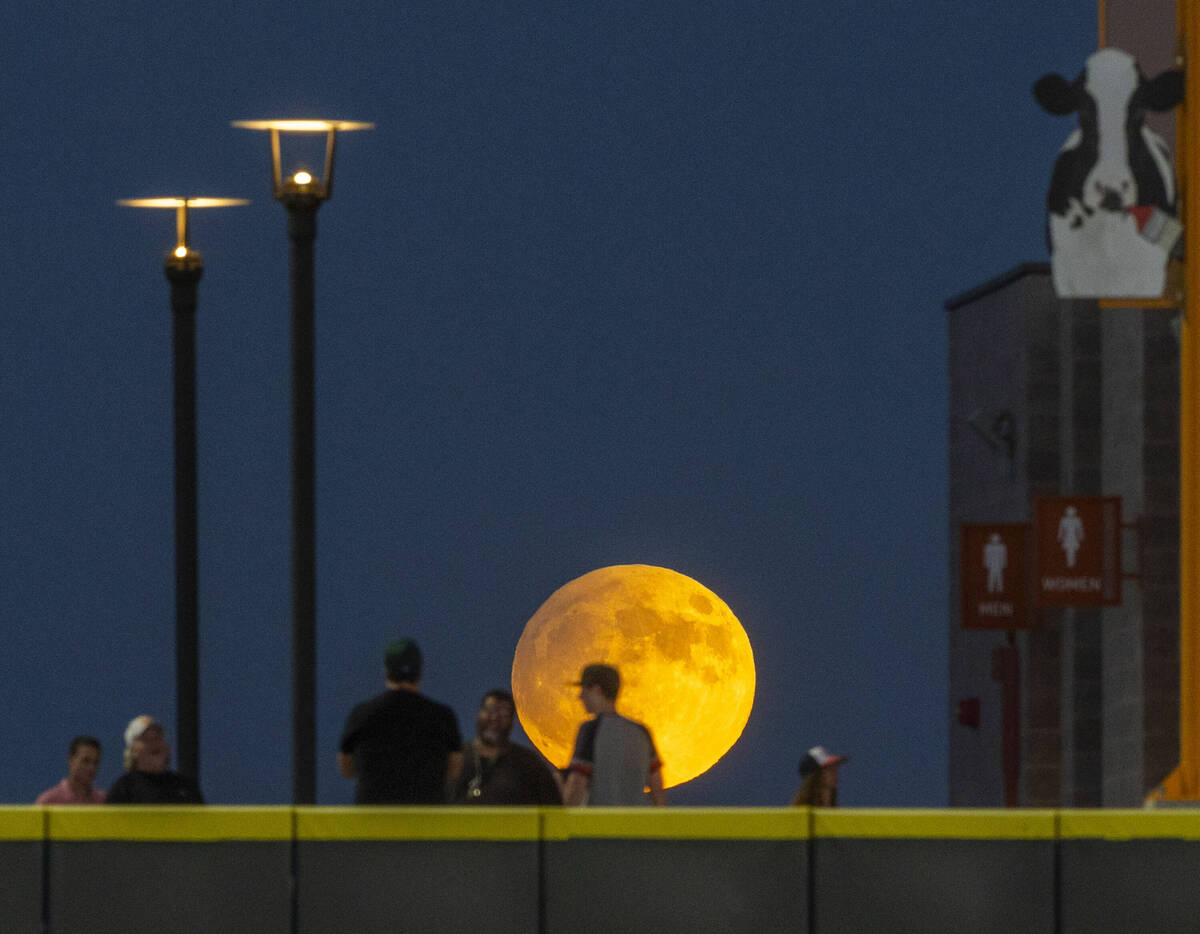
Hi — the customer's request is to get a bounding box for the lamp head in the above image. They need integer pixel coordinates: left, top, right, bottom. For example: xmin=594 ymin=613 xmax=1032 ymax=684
xmin=232 ymin=119 xmax=374 ymax=202
xmin=118 ymin=197 xmax=248 ymax=266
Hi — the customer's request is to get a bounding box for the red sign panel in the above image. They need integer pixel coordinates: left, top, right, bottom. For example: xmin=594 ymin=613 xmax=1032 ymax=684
xmin=1034 ymin=496 xmax=1122 ymax=607
xmin=960 ymin=524 xmax=1034 ymax=630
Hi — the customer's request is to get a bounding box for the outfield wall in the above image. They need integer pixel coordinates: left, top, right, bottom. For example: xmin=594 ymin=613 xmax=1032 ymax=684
xmin=4 ymin=806 xmax=1200 ymax=933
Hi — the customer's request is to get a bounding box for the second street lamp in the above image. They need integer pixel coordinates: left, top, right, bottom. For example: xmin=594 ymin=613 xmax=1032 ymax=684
xmin=117 ymin=196 xmax=248 ymax=783
xmin=233 ymin=118 xmax=373 ymax=804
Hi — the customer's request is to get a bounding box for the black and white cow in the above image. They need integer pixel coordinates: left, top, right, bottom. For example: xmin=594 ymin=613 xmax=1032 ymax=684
xmin=1033 ymin=48 xmax=1183 ymax=297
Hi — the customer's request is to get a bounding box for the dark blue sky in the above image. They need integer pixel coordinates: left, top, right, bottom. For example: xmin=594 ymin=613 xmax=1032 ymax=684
xmin=2 ymin=1 xmax=1096 ymax=805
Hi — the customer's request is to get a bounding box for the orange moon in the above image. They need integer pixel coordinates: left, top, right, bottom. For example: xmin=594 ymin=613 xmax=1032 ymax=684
xmin=511 ymin=565 xmax=755 ymax=788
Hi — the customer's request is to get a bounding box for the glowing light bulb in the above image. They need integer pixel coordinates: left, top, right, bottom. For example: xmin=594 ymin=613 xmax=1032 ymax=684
xmin=174 ymin=246 xmax=188 ymax=258
xmin=293 ymin=171 xmax=313 ymax=185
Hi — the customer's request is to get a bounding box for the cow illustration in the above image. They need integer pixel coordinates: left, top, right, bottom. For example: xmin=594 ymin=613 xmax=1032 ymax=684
xmin=1033 ymin=48 xmax=1183 ymax=298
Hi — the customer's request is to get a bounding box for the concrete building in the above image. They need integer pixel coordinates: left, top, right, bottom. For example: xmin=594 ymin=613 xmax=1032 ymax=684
xmin=947 ymin=266 xmax=1179 ymax=805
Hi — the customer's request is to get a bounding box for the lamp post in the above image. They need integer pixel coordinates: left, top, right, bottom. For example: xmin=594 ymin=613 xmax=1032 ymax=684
xmin=232 ymin=119 xmax=373 ymax=804
xmin=117 ymin=196 xmax=248 ymax=783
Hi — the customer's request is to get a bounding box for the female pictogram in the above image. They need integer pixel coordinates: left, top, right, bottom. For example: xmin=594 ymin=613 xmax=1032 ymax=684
xmin=1057 ymin=506 xmax=1084 ymax=568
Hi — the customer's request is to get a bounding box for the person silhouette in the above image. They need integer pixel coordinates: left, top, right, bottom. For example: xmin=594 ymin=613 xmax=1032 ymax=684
xmin=1058 ymin=506 xmax=1084 ymax=568
xmin=984 ymin=533 xmax=1007 ymax=594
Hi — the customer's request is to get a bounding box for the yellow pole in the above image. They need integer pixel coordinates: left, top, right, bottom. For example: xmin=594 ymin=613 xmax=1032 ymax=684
xmin=1153 ymin=0 xmax=1200 ymax=801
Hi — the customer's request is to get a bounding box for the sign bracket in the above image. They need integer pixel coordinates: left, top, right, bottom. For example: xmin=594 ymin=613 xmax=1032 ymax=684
xmin=1121 ymin=518 xmax=1144 ymax=582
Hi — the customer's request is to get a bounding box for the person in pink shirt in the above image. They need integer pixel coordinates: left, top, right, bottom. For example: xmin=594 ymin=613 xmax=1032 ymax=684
xmin=36 ymin=736 xmax=106 ymax=804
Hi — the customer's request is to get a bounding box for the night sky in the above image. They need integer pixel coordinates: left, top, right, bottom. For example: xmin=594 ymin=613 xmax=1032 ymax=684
xmin=2 ymin=1 xmax=1097 ymax=805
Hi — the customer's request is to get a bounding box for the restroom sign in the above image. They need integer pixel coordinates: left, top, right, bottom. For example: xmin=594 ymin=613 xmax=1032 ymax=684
xmin=960 ymin=523 xmax=1034 ymax=630
xmin=1034 ymin=496 xmax=1122 ymax=606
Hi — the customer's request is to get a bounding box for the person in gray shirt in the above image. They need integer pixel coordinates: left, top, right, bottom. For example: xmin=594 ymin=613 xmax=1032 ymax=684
xmin=563 ymin=664 xmax=666 ymax=806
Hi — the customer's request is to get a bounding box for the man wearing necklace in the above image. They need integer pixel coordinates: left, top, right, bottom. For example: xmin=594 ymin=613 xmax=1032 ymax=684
xmin=452 ymin=690 xmax=561 ymax=805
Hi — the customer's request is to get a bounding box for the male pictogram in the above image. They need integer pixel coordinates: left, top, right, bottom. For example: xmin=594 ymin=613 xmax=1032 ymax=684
xmin=984 ymin=533 xmax=1007 ymax=593
xmin=962 ymin=523 xmax=1032 ymax=630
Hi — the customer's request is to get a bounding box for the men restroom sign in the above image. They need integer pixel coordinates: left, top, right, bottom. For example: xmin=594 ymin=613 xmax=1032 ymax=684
xmin=960 ymin=524 xmax=1033 ymax=630
xmin=1034 ymin=496 xmax=1122 ymax=606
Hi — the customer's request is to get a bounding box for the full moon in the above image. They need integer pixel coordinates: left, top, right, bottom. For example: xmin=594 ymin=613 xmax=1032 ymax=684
xmin=511 ymin=565 xmax=755 ymax=788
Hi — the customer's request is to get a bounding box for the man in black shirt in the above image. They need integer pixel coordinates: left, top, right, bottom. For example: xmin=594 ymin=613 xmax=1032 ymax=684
xmin=452 ymin=690 xmax=562 ymax=805
xmin=107 ymin=715 xmax=204 ymax=804
xmin=338 ymin=638 xmax=463 ymax=804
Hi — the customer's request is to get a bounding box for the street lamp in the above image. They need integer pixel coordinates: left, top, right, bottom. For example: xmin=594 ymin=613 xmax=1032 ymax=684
xmin=117 ymin=196 xmax=249 ymax=784
xmin=232 ymin=119 xmax=373 ymax=804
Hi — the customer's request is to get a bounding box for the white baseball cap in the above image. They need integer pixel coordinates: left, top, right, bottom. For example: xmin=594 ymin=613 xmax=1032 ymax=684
xmin=124 ymin=715 xmax=160 ymax=748
xmin=799 ymin=745 xmax=847 ymax=778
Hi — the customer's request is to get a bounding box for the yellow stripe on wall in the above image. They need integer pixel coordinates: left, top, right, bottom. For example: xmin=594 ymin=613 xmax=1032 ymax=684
xmin=48 ymin=806 xmax=293 ymax=841
xmin=815 ymin=809 xmax=1058 ymax=840
xmin=542 ymin=807 xmax=811 ymax=841
xmin=0 ymin=807 xmax=44 ymax=840
xmin=1060 ymin=809 xmax=1200 ymax=840
xmin=3 ymin=806 xmax=1197 ymax=843
xmin=296 ymin=807 xmax=541 ymax=841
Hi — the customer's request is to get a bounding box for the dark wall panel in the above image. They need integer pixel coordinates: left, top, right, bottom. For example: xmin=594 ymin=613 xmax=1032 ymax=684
xmin=0 ymin=841 xmax=43 ymax=934
xmin=48 ymin=841 xmax=291 ymax=934
xmin=297 ymin=840 xmax=540 ymax=934
xmin=544 ymin=839 xmax=807 ymax=933
xmin=1060 ymin=839 xmax=1200 ymax=933
xmin=813 ymin=838 xmax=1056 ymax=934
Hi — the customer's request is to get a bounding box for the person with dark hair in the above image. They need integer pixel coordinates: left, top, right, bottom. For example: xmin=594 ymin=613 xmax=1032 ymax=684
xmin=36 ymin=736 xmax=106 ymax=804
xmin=338 ymin=638 xmax=463 ymax=804
xmin=790 ymin=745 xmax=847 ymax=806
xmin=452 ymin=690 xmax=562 ymax=805
xmin=107 ymin=716 xmax=204 ymax=804
xmin=563 ymin=663 xmax=666 ymax=807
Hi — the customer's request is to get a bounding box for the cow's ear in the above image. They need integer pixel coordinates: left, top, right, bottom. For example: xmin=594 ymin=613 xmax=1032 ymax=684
xmin=1139 ymin=68 xmax=1184 ymax=111
xmin=1033 ymin=74 xmax=1079 ymax=115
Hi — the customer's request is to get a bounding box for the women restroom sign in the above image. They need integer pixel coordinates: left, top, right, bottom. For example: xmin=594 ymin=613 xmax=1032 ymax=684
xmin=1034 ymin=496 xmax=1122 ymax=606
